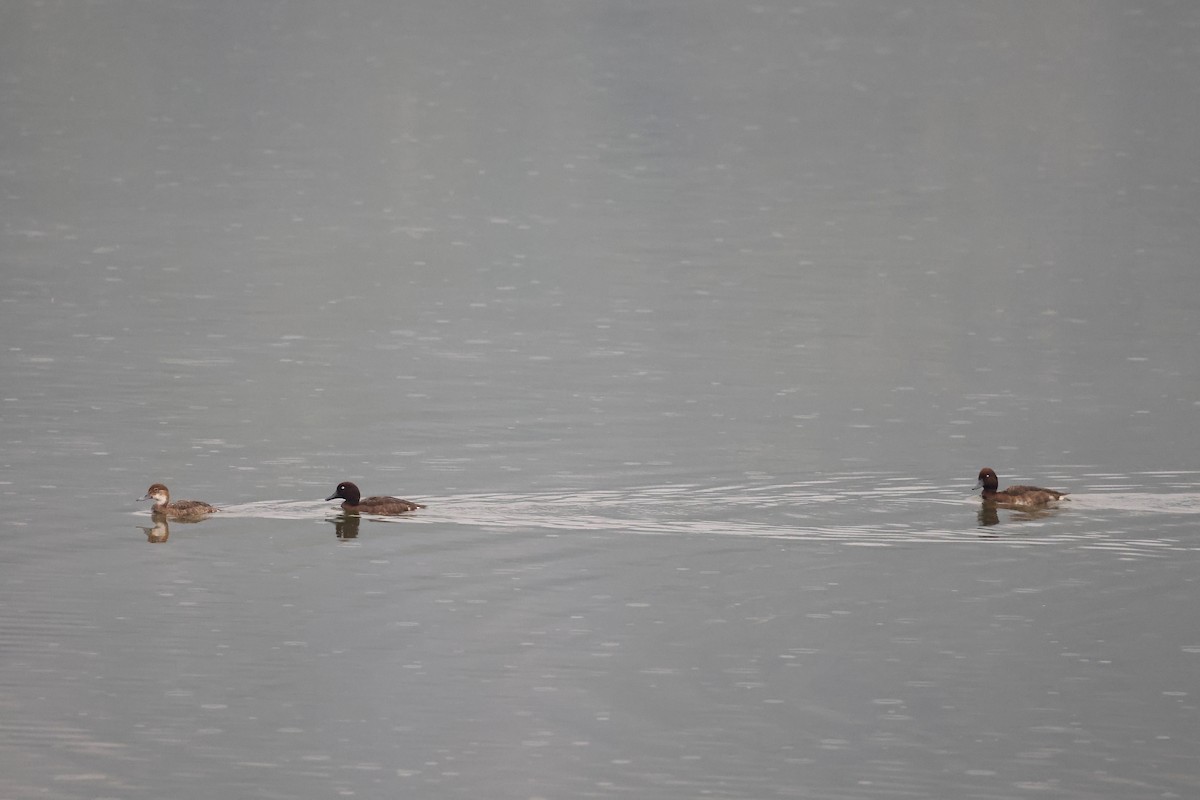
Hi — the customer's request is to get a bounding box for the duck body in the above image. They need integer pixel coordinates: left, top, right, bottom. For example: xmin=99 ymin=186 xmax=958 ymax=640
xmin=325 ymin=481 xmax=424 ymax=515
xmin=141 ymin=483 xmax=219 ymax=519
xmin=975 ymin=467 xmax=1068 ymax=508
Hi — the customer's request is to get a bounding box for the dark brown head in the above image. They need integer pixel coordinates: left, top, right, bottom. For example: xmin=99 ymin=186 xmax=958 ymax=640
xmin=325 ymin=481 xmax=361 ymax=505
xmin=975 ymin=468 xmax=999 ymax=493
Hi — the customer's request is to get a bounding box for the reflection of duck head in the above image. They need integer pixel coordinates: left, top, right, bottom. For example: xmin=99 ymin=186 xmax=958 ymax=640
xmin=331 ymin=514 xmax=362 ymax=540
xmin=140 ymin=483 xmax=219 ymax=519
xmin=139 ymin=517 xmax=170 ymax=543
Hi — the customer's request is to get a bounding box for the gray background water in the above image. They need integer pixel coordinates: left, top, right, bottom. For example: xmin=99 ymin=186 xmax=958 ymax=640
xmin=3 ymin=2 xmax=1200 ymax=798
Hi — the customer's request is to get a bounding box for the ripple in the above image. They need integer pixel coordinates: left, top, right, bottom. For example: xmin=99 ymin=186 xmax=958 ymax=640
xmin=133 ymin=472 xmax=1200 ymax=555
xmin=1067 ymin=493 xmax=1200 ymax=514
xmin=215 ymin=500 xmax=329 ymax=519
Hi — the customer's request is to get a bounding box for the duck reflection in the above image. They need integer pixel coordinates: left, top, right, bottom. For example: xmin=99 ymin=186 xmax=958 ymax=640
xmin=978 ymin=502 xmax=1061 ymax=528
xmin=138 ymin=510 xmax=217 ymax=543
xmin=330 ymin=513 xmax=361 ymax=540
xmin=139 ymin=516 xmax=171 ymax=543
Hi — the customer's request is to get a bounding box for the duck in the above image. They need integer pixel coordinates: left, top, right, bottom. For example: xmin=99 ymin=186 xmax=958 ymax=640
xmin=324 ymin=481 xmax=425 ymax=515
xmin=974 ymin=467 xmax=1068 ymax=508
xmin=140 ymin=483 xmax=219 ymax=519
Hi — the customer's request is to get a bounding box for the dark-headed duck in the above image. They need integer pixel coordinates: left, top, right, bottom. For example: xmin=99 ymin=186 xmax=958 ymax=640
xmin=325 ymin=481 xmax=424 ymax=515
xmin=141 ymin=483 xmax=219 ymax=519
xmin=974 ymin=468 xmax=1068 ymax=508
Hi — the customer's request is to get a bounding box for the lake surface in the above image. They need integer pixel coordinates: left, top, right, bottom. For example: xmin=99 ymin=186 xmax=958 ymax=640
xmin=3 ymin=2 xmax=1200 ymax=798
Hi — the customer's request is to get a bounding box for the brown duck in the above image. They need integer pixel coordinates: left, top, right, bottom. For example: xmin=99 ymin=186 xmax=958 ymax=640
xmin=325 ymin=481 xmax=425 ymax=515
xmin=141 ymin=483 xmax=219 ymax=519
xmin=974 ymin=468 xmax=1068 ymax=508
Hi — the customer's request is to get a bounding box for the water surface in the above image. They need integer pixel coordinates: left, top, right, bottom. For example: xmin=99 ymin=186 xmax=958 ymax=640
xmin=2 ymin=2 xmax=1200 ymax=798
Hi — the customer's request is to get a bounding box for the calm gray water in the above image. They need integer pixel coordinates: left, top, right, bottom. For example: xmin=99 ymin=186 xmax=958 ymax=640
xmin=3 ymin=2 xmax=1200 ymax=798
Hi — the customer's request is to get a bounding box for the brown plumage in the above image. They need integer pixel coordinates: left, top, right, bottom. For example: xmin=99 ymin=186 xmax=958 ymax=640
xmin=974 ymin=468 xmax=1068 ymax=508
xmin=141 ymin=483 xmax=219 ymax=519
xmin=324 ymin=481 xmax=424 ymax=515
